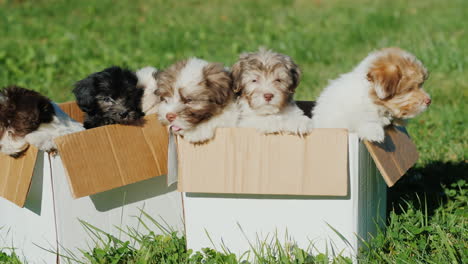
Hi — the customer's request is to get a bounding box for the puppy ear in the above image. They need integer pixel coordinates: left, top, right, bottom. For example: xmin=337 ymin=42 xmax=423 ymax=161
xmin=287 ymin=61 xmax=301 ymax=92
xmin=367 ymin=63 xmax=402 ymax=99
xmin=203 ymin=63 xmax=233 ymax=105
xmin=73 ymin=78 xmax=97 ymax=113
xmin=37 ymin=98 xmax=55 ymax=124
xmin=230 ymin=61 xmax=244 ymax=94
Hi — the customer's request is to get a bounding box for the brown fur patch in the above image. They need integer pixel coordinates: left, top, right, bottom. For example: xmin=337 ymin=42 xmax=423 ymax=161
xmin=179 ymin=63 xmax=232 ymax=124
xmin=367 ymin=48 xmax=430 ymax=118
xmin=155 ymin=59 xmax=188 ymax=100
xmin=0 ymin=86 xmax=55 ymax=138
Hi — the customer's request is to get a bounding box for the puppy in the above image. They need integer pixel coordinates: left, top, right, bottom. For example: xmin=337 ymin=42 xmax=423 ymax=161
xmin=73 ymin=66 xmax=144 ymax=129
xmin=136 ymin=66 xmax=160 ymax=115
xmin=311 ymin=47 xmax=431 ymax=142
xmin=232 ymin=48 xmax=312 ymax=135
xmin=0 ymin=86 xmax=84 ymax=157
xmin=155 ymin=58 xmax=239 ymax=143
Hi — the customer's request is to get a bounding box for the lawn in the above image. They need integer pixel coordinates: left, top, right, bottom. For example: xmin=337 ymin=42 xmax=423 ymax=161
xmin=0 ymin=0 xmax=466 ymax=263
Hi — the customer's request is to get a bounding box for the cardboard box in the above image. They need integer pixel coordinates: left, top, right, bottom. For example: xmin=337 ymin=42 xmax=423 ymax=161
xmin=177 ymin=101 xmax=418 ymax=258
xmin=0 ymin=102 xmax=183 ymax=263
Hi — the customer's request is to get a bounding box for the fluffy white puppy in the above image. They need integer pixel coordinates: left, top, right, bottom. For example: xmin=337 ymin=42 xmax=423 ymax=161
xmin=231 ymin=48 xmax=312 ymax=135
xmin=155 ymin=58 xmax=239 ymax=143
xmin=136 ymin=66 xmax=160 ymax=115
xmin=311 ymin=47 xmax=431 ymax=142
xmin=0 ymin=86 xmax=84 ymax=157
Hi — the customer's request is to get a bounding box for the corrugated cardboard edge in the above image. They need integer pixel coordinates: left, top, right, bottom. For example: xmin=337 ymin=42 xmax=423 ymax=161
xmin=58 ymin=101 xmax=85 ymax=123
xmin=55 ymin=114 xmax=168 ymax=198
xmin=0 ymin=146 xmax=39 ymax=207
xmin=364 ymin=126 xmax=419 ymax=187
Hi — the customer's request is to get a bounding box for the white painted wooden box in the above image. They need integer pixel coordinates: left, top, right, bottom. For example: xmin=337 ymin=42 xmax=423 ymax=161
xmin=177 ymin=125 xmax=418 ymax=259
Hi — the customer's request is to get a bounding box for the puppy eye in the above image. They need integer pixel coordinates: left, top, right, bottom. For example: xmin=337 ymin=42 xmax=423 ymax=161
xmin=251 ymin=79 xmax=257 ymax=83
xmin=103 ymin=97 xmax=113 ymax=103
xmin=275 ymin=79 xmax=282 ymax=83
xmin=184 ymin=98 xmax=193 ymax=104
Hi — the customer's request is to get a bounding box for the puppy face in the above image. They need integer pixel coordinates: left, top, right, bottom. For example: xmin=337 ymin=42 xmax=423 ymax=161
xmin=231 ymin=49 xmax=301 ymax=115
xmin=155 ymin=58 xmax=233 ymax=134
xmin=367 ymin=48 xmax=431 ymax=119
xmin=73 ymin=66 xmax=144 ymax=128
xmin=0 ymin=86 xmax=55 ymax=157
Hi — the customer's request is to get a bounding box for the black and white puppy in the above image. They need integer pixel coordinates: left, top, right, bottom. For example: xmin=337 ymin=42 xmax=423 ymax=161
xmin=73 ymin=66 xmax=145 ymax=129
xmin=0 ymin=86 xmax=84 ymax=158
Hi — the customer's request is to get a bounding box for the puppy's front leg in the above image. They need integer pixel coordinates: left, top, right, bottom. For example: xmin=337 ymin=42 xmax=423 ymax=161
xmin=282 ymin=115 xmax=313 ymax=136
xmin=182 ymin=123 xmax=216 ymax=144
xmin=356 ymin=123 xmax=385 ymax=142
xmin=255 ymin=115 xmax=284 ymax=134
xmin=25 ymin=132 xmax=57 ymax=153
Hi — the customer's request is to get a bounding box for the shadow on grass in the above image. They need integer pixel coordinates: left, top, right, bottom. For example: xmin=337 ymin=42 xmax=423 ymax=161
xmin=387 ymin=161 xmax=467 ymax=216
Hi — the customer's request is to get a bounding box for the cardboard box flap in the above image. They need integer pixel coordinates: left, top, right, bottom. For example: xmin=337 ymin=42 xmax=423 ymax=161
xmin=58 ymin=101 xmax=85 ymax=124
xmin=0 ymin=146 xmax=39 ymax=207
xmin=0 ymin=101 xmax=80 ymax=207
xmin=55 ymin=114 xmax=168 ymax=198
xmin=178 ymin=128 xmax=349 ymax=196
xmin=364 ymin=126 xmax=419 ymax=187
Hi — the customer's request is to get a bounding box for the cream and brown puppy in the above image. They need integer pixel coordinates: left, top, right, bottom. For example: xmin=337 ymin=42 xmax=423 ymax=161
xmin=312 ymin=47 xmax=431 ymax=142
xmin=231 ymin=48 xmax=312 ymax=135
xmin=155 ymin=58 xmax=239 ymax=143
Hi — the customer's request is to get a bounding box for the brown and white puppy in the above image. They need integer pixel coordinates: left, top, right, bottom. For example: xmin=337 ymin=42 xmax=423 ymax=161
xmin=232 ymin=48 xmax=312 ymax=135
xmin=155 ymin=58 xmax=239 ymax=143
xmin=0 ymin=86 xmax=84 ymax=157
xmin=311 ymin=47 xmax=431 ymax=142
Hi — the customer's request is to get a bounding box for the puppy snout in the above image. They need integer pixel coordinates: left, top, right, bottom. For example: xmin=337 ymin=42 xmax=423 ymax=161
xmin=120 ymin=111 xmax=129 ymax=118
xmin=424 ymin=98 xmax=432 ymax=106
xmin=166 ymin=112 xmax=177 ymax=122
xmin=264 ymin=93 xmax=274 ymax=102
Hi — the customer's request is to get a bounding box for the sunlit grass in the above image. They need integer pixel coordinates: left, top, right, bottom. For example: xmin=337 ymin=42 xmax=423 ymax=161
xmin=0 ymin=0 xmax=466 ymax=263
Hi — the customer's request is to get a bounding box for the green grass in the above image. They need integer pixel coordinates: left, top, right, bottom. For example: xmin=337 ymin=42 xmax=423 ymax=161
xmin=0 ymin=0 xmax=466 ymax=263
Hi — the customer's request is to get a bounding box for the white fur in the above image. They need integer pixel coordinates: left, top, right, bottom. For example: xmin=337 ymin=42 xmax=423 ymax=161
xmin=136 ymin=66 xmax=160 ymax=115
xmin=238 ymin=98 xmax=312 ymax=135
xmin=0 ymin=131 xmax=29 ymax=156
xmin=311 ymin=49 xmax=428 ymax=142
xmin=181 ymin=102 xmax=240 ymax=143
xmin=25 ymin=103 xmax=84 ymax=152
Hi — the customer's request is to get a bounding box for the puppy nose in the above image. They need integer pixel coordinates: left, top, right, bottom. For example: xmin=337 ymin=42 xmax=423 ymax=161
xmin=425 ymin=98 xmax=432 ymax=106
xmin=120 ymin=111 xmax=128 ymax=118
xmin=264 ymin=93 xmax=274 ymax=102
xmin=166 ymin=113 xmax=177 ymax=122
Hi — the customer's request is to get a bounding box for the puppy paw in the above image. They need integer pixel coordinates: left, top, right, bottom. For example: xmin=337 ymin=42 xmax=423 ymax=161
xmin=256 ymin=126 xmax=282 ymax=135
xmin=277 ymin=117 xmax=313 ymax=136
xmin=48 ymin=148 xmax=58 ymax=157
xmin=182 ymin=129 xmax=215 ymax=144
xmin=288 ymin=120 xmax=314 ymax=136
xmin=357 ymin=124 xmax=385 ymax=142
